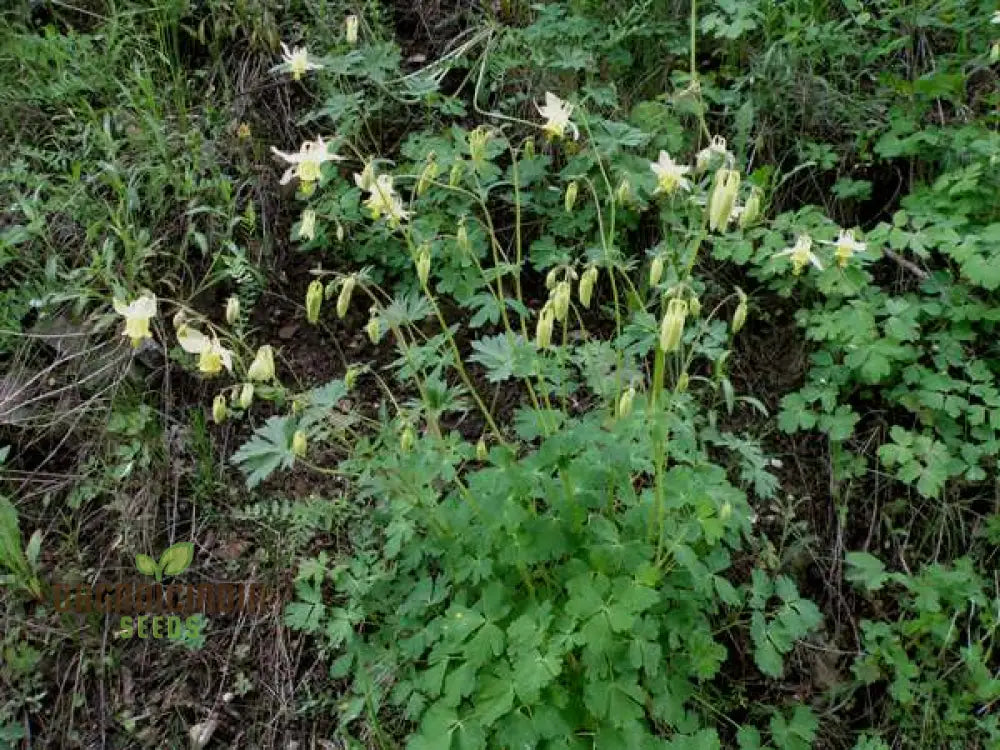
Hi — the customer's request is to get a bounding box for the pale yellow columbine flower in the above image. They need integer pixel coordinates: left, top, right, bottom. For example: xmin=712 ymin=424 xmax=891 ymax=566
xmin=177 ymin=325 xmax=233 ymax=375
xmin=829 ymin=228 xmax=866 ymax=268
xmin=276 ymin=42 xmax=323 ymax=80
xmin=247 ymin=345 xmax=276 ymax=382
xmin=776 ymin=235 xmax=823 ymax=275
xmin=361 ymin=174 xmax=410 ymax=225
xmin=353 ymin=162 xmax=376 ymax=191
xmin=992 ymin=10 xmax=1000 ymax=23
xmin=650 ymin=151 xmax=692 ymax=195
xmin=535 ymin=92 xmax=579 ymax=140
xmin=113 ymin=293 xmax=157 ymax=348
xmin=271 ymin=136 xmax=343 ymax=187
xmin=298 ymin=209 xmax=317 ymax=241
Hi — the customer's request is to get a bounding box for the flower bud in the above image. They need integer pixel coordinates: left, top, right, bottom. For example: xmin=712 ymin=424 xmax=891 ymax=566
xmin=336 ymin=221 xmax=345 ymax=242
xmin=564 ymin=181 xmax=579 ymax=213
xmin=417 ymin=158 xmax=439 ymax=196
xmin=659 ymin=298 xmax=688 ymax=353
xmin=535 ymin=307 xmax=554 ymax=349
xmin=292 ymin=398 xmax=305 ymax=414
xmin=212 ymin=394 xmax=227 ymax=424
xmin=708 ymin=168 xmax=740 ymax=233
xmin=719 ymin=501 xmax=732 ymax=521
xmin=468 ymin=127 xmax=490 ymax=164
xmin=545 ymin=268 xmax=559 ymax=290
xmin=292 ymin=430 xmax=307 ymax=457
xmin=449 ymin=160 xmax=464 ymax=187
xmin=456 ymin=220 xmax=470 ymax=254
xmin=615 ymin=179 xmax=631 ymax=206
xmin=992 ymin=42 xmax=1000 ymax=64
xmin=247 ymin=345 xmax=275 ymax=382
xmin=552 ymin=281 xmax=571 ymax=322
xmin=416 ymin=244 xmax=431 ymax=286
xmin=732 ymin=287 xmax=748 ymax=334
xmin=523 ymin=137 xmax=535 ymax=159
xmin=366 ymin=315 xmax=381 ymax=344
xmin=579 ymin=266 xmax=598 ymax=309
xmin=345 ymin=366 xmax=359 ymax=390
xmin=689 ymin=296 xmax=701 ymax=317
xmin=676 ymin=372 xmax=689 ymax=393
xmin=345 ymin=15 xmax=359 ymax=45
xmin=298 ymin=209 xmax=317 ymax=242
xmin=305 ymin=279 xmax=323 ymax=324
xmin=400 ymin=425 xmax=415 ymax=452
xmin=476 ymin=437 xmax=488 ymax=461
xmin=337 ymin=276 xmax=356 ymax=319
xmin=740 ymin=188 xmax=762 ymax=229
xmin=238 ymin=382 xmax=254 ymax=409
xmin=224 ymin=296 xmax=240 ymax=325
xmin=617 ymin=386 xmax=635 ymax=419
xmin=649 ymin=256 xmax=664 ymax=288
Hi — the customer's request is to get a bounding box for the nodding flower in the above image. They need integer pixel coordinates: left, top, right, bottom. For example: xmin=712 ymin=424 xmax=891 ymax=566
xmin=776 ymin=235 xmax=823 ymax=275
xmin=271 ymin=136 xmax=343 ymax=188
xmin=536 ymin=92 xmax=579 ymax=140
xmin=113 ymin=293 xmax=157 ymax=348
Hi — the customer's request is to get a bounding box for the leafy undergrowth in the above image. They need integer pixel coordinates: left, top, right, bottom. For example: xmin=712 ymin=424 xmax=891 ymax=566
xmin=2 ymin=1 xmax=1000 ymax=749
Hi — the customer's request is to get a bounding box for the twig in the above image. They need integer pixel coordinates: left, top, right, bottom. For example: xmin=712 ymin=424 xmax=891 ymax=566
xmin=883 ymin=248 xmax=929 ymax=281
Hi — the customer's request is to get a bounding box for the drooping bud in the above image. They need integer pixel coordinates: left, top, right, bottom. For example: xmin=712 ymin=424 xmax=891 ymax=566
xmin=400 ymin=425 xmax=415 ymax=452
xmin=732 ymin=287 xmax=748 ymax=335
xmin=545 ymin=268 xmax=560 ymax=290
xmin=305 ymin=280 xmax=324 ymax=324
xmin=298 ymin=209 xmax=317 ymax=242
xmin=456 ymin=220 xmax=470 ymax=254
xmin=676 ymin=372 xmax=689 ymax=393
xmin=719 ymin=502 xmax=733 ymax=521
xmin=552 ymin=281 xmax=571 ymax=322
xmin=336 ymin=222 xmax=345 ymax=242
xmin=564 ymin=181 xmax=579 ymax=213
xmin=345 ymin=366 xmax=359 ymax=390
xmin=659 ymin=298 xmax=688 ymax=352
xmin=247 ymin=345 xmax=275 ymax=382
xmin=615 ymin=179 xmax=632 ymax=206
xmin=740 ymin=188 xmax=762 ymax=229
xmin=366 ymin=315 xmax=381 ymax=344
xmin=345 ymin=15 xmax=359 ymax=45
xmin=224 ymin=296 xmax=240 ymax=325
xmin=212 ymin=394 xmax=227 ymax=424
xmin=476 ymin=437 xmax=488 ymax=461
xmin=523 ymin=137 xmax=535 ymax=159
xmin=617 ymin=386 xmax=635 ymax=419
xmin=416 ymin=158 xmax=439 ymax=196
xmin=649 ymin=256 xmax=664 ymax=288
xmin=689 ymin=296 xmax=701 ymax=317
xmin=292 ymin=399 xmax=305 ymax=415
xmin=708 ymin=168 xmax=741 ymax=232
xmin=992 ymin=42 xmax=1000 ymax=64
xmin=416 ymin=244 xmax=431 ymax=286
xmin=535 ymin=306 xmax=554 ymax=349
xmin=468 ymin=127 xmax=491 ymax=165
xmin=238 ymin=382 xmax=254 ymax=409
xmin=449 ymin=160 xmax=464 ymax=187
xmin=337 ymin=276 xmax=356 ymax=319
xmin=579 ymin=266 xmax=598 ymax=309
xmin=291 ymin=430 xmax=307 ymax=457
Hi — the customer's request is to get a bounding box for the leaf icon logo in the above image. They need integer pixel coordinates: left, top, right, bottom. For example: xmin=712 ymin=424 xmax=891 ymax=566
xmin=134 ymin=542 xmax=194 ymax=582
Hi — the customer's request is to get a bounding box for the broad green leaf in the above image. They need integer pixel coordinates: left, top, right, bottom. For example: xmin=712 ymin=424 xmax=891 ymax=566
xmin=159 ymin=541 xmax=194 ymax=576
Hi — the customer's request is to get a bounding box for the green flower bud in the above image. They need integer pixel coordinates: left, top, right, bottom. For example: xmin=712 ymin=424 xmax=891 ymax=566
xmin=212 ymin=394 xmax=227 ymax=424
xmin=416 ymin=158 xmax=439 ymax=196
xmin=476 ymin=437 xmax=488 ymax=461
xmin=649 ymin=256 xmax=664 ymax=288
xmin=659 ymin=298 xmax=688 ymax=352
xmin=291 ymin=430 xmax=307 ymax=457
xmin=545 ymin=268 xmax=559 ymax=290
xmin=336 ymin=222 xmax=345 ymax=242
xmin=992 ymin=42 xmax=1000 ymax=64
xmin=456 ymin=220 xmax=470 ymax=254
xmin=535 ymin=307 xmax=554 ymax=349
xmin=468 ymin=127 xmax=490 ymax=165
xmin=238 ymin=382 xmax=254 ymax=409
xmin=615 ymin=178 xmax=632 ymax=206
xmin=732 ymin=287 xmax=748 ymax=334
xmin=564 ymin=181 xmax=579 ymax=213
xmin=416 ymin=244 xmax=431 ymax=286
xmin=676 ymin=372 xmax=689 ymax=393
xmin=305 ymin=279 xmax=324 ymax=324
xmin=708 ymin=168 xmax=741 ymax=233
xmin=739 ymin=188 xmax=762 ymax=229
xmin=345 ymin=366 xmax=359 ymax=390
xmin=689 ymin=296 xmax=701 ymax=317
xmin=719 ymin=501 xmax=732 ymax=521
xmin=552 ymin=281 xmax=571 ymax=322
xmin=400 ymin=425 xmax=415 ymax=452
xmin=366 ymin=315 xmax=381 ymax=344
xmin=579 ymin=266 xmax=598 ymax=309
xmin=449 ymin=160 xmax=464 ymax=187
xmin=617 ymin=386 xmax=635 ymax=418
xmin=224 ymin=296 xmax=240 ymax=325
xmin=337 ymin=276 xmax=356 ymax=319
xmin=523 ymin=137 xmax=535 ymax=159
